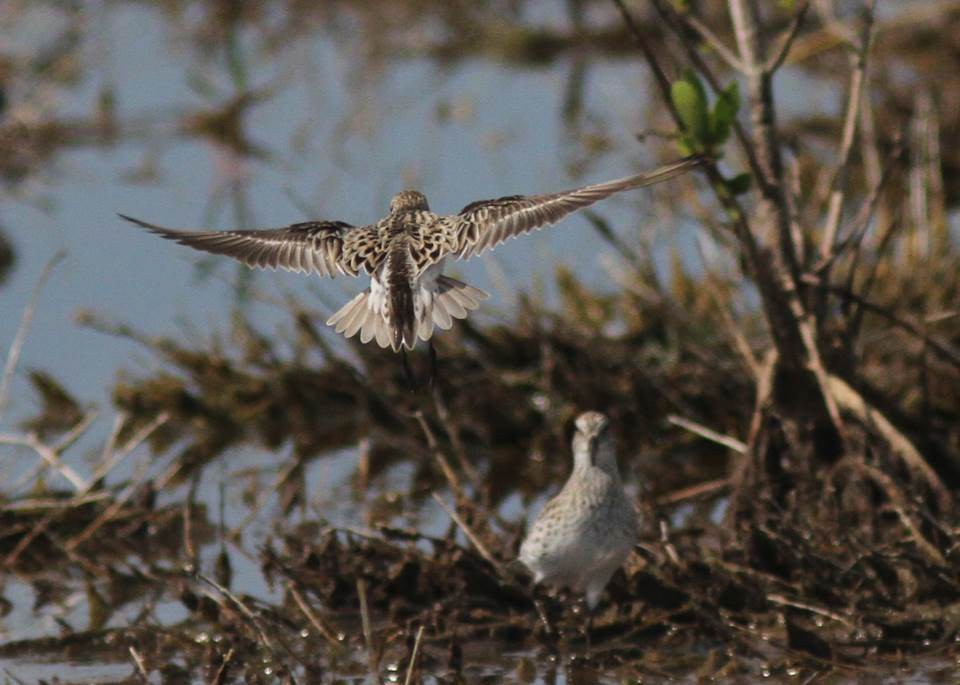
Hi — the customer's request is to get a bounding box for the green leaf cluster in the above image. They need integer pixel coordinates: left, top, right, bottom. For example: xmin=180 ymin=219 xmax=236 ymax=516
xmin=670 ymin=70 xmax=749 ymax=195
xmin=670 ymin=70 xmax=740 ymax=155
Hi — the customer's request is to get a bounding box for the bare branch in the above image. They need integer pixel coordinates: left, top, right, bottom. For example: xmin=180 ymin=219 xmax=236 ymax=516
xmin=656 ymin=478 xmax=730 ymax=506
xmin=432 ymin=492 xmax=507 ymax=578
xmin=694 ymin=234 xmax=762 ymax=378
xmin=766 ymin=592 xmax=854 ymax=627
xmin=811 ymin=138 xmax=903 ymax=275
xmin=828 ymin=378 xmax=951 ymax=515
xmin=667 ymin=414 xmax=747 ymax=453
xmin=0 ymin=432 xmax=87 ymax=491
xmin=803 ymin=274 xmax=960 ymax=371
xmin=288 ymin=582 xmax=342 ymax=647
xmin=413 ymin=410 xmax=466 ymax=502
xmin=795 ymin=314 xmax=846 ymax=435
xmin=847 ymin=212 xmax=902 ymax=342
xmin=53 ymin=410 xmax=99 ymax=455
xmin=611 ymin=0 xmax=680 ymax=120
xmin=726 ymin=349 xmax=777 ymax=525
xmin=681 ymin=13 xmax=744 ymax=72
xmin=209 ymin=647 xmax=235 ymax=685
xmin=357 ymin=578 xmax=378 ymax=684
xmin=63 ymin=455 xmax=150 ymax=550
xmin=0 ymin=250 xmax=66 ymax=422
xmin=615 ymin=0 xmax=852 ymax=471
xmin=725 ymin=0 xmax=845 ymax=437
xmin=836 ymin=458 xmax=948 ymax=566
xmin=430 ymin=386 xmax=481 ymax=491
xmin=128 ymin=646 xmax=150 ymax=683
xmin=403 ymin=625 xmax=425 ymax=685
xmin=765 ymin=2 xmax=810 ymax=73
xmin=726 ymin=0 xmax=805 ymax=284
xmin=199 ymin=574 xmax=282 ymax=655
xmin=820 ymin=1 xmax=876 ymax=259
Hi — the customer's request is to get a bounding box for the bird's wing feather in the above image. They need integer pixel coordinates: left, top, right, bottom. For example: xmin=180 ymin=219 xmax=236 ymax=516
xmin=119 ymin=214 xmax=381 ymax=277
xmin=446 ymin=156 xmax=701 ymax=261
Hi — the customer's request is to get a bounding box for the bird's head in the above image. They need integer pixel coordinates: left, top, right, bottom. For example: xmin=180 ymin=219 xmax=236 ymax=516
xmin=575 ymin=411 xmax=609 ymax=438
xmin=389 ymin=190 xmax=430 ymax=213
xmin=572 ymin=411 xmax=618 ymax=474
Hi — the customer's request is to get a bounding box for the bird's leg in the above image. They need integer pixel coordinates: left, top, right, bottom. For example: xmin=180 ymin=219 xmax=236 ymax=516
xmin=533 ymin=597 xmax=555 ymax=637
xmin=571 ymin=595 xmax=593 ymax=657
xmin=400 ymin=349 xmax=418 ymax=392
xmin=533 ymin=596 xmax=560 ymax=656
xmin=585 ymin=601 xmax=594 ymax=656
xmin=427 ymin=340 xmax=439 ymax=388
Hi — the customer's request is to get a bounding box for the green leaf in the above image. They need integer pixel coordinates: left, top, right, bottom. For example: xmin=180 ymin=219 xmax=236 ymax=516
xmin=709 ymin=81 xmax=740 ymax=146
xmin=670 ymin=72 xmax=709 ymax=145
xmin=677 ymin=135 xmax=697 ymax=157
xmin=683 ymin=68 xmax=708 ymax=103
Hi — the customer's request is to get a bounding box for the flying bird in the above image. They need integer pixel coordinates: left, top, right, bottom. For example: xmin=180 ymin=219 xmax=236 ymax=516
xmin=120 ymin=156 xmax=699 ymax=352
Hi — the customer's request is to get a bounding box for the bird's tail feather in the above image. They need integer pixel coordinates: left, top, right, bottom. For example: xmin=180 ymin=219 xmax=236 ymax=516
xmin=327 ymin=290 xmax=392 ymax=349
xmin=327 ymin=276 xmax=489 ymax=351
xmin=423 ymin=276 xmax=488 ymax=339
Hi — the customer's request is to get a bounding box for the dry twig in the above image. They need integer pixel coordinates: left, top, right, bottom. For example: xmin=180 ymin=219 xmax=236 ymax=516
xmin=357 ymin=578 xmax=378 ymax=683
xmin=403 ymin=625 xmax=425 ymax=685
xmin=432 ymin=492 xmax=507 ymax=578
xmin=0 ymin=250 xmax=66 ymax=422
xmin=288 ymin=582 xmax=342 ymax=647
xmin=667 ymin=414 xmax=747 ymax=453
xmin=128 ymin=645 xmax=150 ymax=683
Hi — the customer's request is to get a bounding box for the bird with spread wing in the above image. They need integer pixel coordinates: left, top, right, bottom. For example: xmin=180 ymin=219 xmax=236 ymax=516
xmin=120 ymin=156 xmax=700 ymax=353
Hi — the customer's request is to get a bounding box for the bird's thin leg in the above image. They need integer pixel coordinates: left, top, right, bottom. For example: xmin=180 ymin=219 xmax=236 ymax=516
xmin=585 ymin=603 xmax=594 ymax=656
xmin=400 ymin=349 xmax=418 ymax=392
xmin=427 ymin=340 xmax=439 ymax=388
xmin=569 ymin=595 xmax=593 ymax=657
xmin=534 ymin=597 xmax=554 ymax=637
xmin=533 ymin=596 xmax=560 ymax=656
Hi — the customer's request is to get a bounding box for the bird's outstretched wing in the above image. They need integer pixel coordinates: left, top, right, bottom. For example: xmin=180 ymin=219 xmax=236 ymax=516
xmin=119 ymin=215 xmax=382 ymax=277
xmin=446 ymin=156 xmax=701 ymax=261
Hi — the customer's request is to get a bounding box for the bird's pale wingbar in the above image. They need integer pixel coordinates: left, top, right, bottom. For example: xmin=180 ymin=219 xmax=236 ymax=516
xmin=448 ymin=155 xmax=702 ymax=260
xmin=117 ymin=214 xmax=383 ymax=277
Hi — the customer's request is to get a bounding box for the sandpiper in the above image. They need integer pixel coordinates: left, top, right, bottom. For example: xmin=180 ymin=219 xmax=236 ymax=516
xmin=519 ymin=411 xmax=637 ymax=611
xmin=120 ymin=157 xmax=699 ymax=352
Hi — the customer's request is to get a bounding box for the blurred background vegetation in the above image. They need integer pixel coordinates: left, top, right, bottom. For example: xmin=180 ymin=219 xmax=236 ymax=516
xmin=1 ymin=0 xmax=959 ymax=682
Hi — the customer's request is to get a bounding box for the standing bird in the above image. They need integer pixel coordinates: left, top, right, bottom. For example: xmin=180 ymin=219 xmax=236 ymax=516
xmin=519 ymin=411 xmax=637 ymax=612
xmin=120 ymin=156 xmax=699 ymax=353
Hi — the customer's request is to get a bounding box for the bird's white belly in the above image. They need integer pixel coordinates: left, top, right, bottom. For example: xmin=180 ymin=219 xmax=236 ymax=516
xmin=521 ymin=490 xmax=636 ymax=591
xmin=368 ymin=273 xmax=389 ymax=317
xmin=416 ymin=259 xmax=446 ymax=292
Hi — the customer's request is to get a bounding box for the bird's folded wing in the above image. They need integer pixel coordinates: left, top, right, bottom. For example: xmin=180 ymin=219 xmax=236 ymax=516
xmin=119 ymin=215 xmax=380 ymax=277
xmin=447 ymin=156 xmax=701 ymax=261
